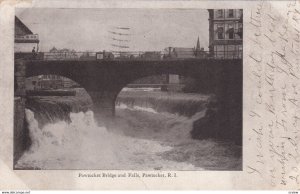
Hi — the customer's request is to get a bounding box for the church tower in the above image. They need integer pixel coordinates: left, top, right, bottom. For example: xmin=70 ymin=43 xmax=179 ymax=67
xmin=196 ymin=36 xmax=201 ymax=52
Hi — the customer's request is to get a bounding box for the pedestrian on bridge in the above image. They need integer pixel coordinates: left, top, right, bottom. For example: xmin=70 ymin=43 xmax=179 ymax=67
xmin=32 ymin=46 xmax=37 ymax=59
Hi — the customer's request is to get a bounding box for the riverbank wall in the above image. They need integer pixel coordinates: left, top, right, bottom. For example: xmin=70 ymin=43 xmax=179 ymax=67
xmin=14 ymin=60 xmax=28 ymax=166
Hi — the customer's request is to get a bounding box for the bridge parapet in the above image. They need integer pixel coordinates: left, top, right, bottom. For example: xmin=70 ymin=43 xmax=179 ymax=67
xmin=15 ymin=50 xmax=242 ymax=62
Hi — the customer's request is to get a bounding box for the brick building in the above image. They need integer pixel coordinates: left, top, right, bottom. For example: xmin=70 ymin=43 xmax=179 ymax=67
xmin=208 ymin=9 xmax=243 ymax=59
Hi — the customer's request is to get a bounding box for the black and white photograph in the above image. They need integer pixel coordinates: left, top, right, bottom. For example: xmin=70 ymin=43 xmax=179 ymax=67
xmin=14 ymin=8 xmax=243 ymax=170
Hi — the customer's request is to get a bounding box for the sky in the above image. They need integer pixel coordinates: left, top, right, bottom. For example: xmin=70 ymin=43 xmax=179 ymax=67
xmin=16 ymin=8 xmax=209 ymax=52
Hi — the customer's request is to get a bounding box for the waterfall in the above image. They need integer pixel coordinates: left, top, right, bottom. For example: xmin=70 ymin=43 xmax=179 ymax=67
xmin=15 ymin=90 xmax=241 ymax=170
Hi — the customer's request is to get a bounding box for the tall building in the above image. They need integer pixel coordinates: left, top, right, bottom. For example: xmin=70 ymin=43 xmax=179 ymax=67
xmin=208 ymin=9 xmax=243 ymax=59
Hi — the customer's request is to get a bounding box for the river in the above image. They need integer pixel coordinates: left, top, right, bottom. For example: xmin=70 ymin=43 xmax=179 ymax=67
xmin=15 ymin=88 xmax=242 ymax=170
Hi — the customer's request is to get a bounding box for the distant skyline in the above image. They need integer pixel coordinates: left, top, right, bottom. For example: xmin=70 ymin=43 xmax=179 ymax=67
xmin=16 ymin=8 xmax=209 ymax=52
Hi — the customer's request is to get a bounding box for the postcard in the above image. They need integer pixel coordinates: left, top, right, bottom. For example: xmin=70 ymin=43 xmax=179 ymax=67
xmin=0 ymin=0 xmax=299 ymax=190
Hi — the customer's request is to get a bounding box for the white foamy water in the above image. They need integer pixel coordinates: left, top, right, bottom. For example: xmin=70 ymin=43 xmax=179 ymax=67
xmin=121 ymin=87 xmax=161 ymax=92
xmin=16 ymin=91 xmax=242 ymax=171
xmin=16 ymin=109 xmax=200 ymax=170
xmin=117 ymin=103 xmax=158 ymax=114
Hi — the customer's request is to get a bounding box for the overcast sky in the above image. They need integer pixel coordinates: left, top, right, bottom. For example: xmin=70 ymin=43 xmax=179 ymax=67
xmin=16 ymin=8 xmax=209 ymax=52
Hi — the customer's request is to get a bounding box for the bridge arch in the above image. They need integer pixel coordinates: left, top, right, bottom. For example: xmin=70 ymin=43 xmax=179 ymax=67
xmin=25 ymin=63 xmax=89 ymax=90
xmin=114 ymin=73 xmax=207 ymax=116
xmin=24 ymin=74 xmax=93 ymax=117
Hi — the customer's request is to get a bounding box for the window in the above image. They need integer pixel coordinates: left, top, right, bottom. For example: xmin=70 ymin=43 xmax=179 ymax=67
xmin=226 ymin=45 xmax=235 ymax=58
xmin=238 ymin=45 xmax=243 ymax=58
xmin=217 ymin=10 xmax=223 ymax=18
xmin=239 ymin=9 xmax=243 ymax=17
xmin=227 ymin=24 xmax=234 ymax=39
xmin=228 ymin=9 xmax=234 ymax=18
xmin=215 ymin=45 xmax=225 ymax=59
xmin=237 ymin=23 xmax=243 ymax=38
xmin=217 ymin=27 xmax=224 ymax=39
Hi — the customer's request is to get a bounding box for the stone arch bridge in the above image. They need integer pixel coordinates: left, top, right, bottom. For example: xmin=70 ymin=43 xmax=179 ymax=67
xmin=15 ymin=59 xmax=242 ymax=124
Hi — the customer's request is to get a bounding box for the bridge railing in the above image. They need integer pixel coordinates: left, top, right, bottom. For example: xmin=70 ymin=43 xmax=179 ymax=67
xmin=15 ymin=50 xmax=242 ymax=61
